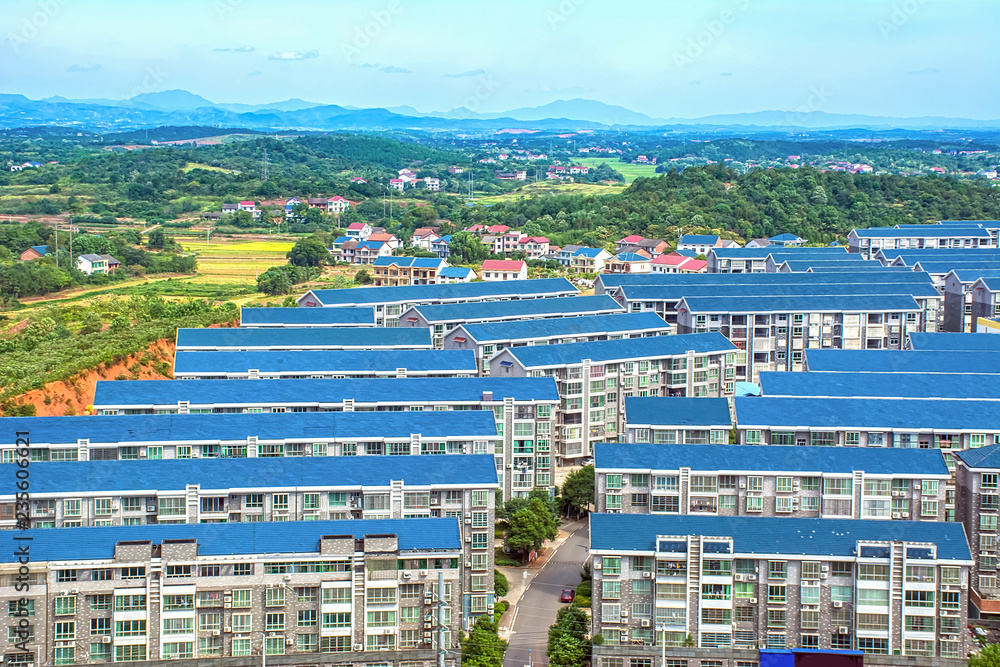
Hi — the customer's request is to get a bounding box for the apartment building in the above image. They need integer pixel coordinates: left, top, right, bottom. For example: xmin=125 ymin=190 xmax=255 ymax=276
xmin=971 ymin=275 xmax=1000 ymax=327
xmin=848 ymin=225 xmax=994 ymax=259
xmin=0 ymin=411 xmax=498 ymax=463
xmin=803 ymin=349 xmax=1000 ymax=374
xmin=594 ymin=443 xmax=950 ymax=521
xmin=174 ymin=327 xmax=432 ymax=352
xmin=621 ymin=397 xmax=732 ymax=447
xmin=487 ymin=333 xmax=737 ymax=461
xmin=240 ymin=307 xmax=376 ymax=328
xmin=0 ymin=519 xmax=470 ymax=667
xmin=675 ymin=294 xmax=925 ymax=383
xmin=172 ymin=349 xmax=477 ymax=379
xmin=443 ymin=312 xmax=671 ymax=374
xmin=297 ymin=278 xmax=578 ymax=327
xmin=942 ymin=269 xmax=1000 ymax=331
xmin=90 ymin=377 xmax=560 ymax=499
xmin=589 ymin=513 xmax=972 ymax=661
xmin=906 ymin=331 xmax=1000 ymax=352
xmin=399 ymin=295 xmax=624 ymax=349
xmin=706 ymin=247 xmax=851 ymax=273
xmin=758 ymin=370 xmax=1000 ymax=401
xmin=371 ymin=256 xmax=447 ymax=287
xmin=954 ymin=444 xmax=1000 ymax=617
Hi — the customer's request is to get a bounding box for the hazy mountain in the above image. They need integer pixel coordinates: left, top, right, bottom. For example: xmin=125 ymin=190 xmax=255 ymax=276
xmin=485 ymin=98 xmax=658 ymax=125
xmin=129 ymin=89 xmax=217 ymax=111
xmin=660 ymin=110 xmax=1000 ymax=130
xmin=217 ymin=98 xmax=324 ymax=113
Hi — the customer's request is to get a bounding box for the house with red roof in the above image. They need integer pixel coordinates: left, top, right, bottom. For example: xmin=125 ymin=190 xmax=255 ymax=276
xmin=388 ymin=179 xmax=405 ymax=191
xmin=517 ymin=236 xmax=550 ymax=259
xmin=327 ymin=196 xmax=351 ymax=215
xmin=481 ymin=259 xmax=528 ymax=281
xmin=616 ymin=235 xmax=669 ymax=256
xmin=350 ymin=176 xmax=367 ymax=184
xmin=651 ymin=253 xmax=707 ymax=274
xmin=410 ymin=227 xmax=442 ymax=251
xmin=345 ymin=222 xmax=372 ymax=241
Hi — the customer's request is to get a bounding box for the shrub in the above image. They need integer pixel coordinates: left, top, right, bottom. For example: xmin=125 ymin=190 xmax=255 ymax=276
xmin=494 ymin=569 xmax=509 ymax=598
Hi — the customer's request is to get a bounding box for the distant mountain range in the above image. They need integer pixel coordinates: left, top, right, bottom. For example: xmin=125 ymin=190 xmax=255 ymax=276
xmin=2 ymin=90 xmax=998 ymax=133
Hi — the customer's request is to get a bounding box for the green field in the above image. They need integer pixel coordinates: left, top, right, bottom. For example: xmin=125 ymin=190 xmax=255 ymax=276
xmin=472 ymin=180 xmax=625 ymax=204
xmin=575 ymin=157 xmax=660 ymax=183
xmin=190 ymin=239 xmax=295 ymax=284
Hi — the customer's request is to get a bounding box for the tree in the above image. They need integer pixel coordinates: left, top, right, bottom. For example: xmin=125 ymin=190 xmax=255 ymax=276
xmin=147 ymin=229 xmax=165 ymax=249
xmin=546 ymin=606 xmax=590 ymax=667
xmin=460 ymin=615 xmax=508 ymax=667
xmin=287 ymin=236 xmax=329 ymax=267
xmin=970 ymin=644 xmax=1000 ymax=667
xmin=494 ymin=569 xmax=508 ymax=598
xmin=448 ymin=230 xmax=490 ymax=264
xmin=354 ymin=268 xmax=372 ymax=285
xmin=304 ymin=206 xmax=325 ymax=225
xmin=505 ymin=498 xmax=558 ymax=561
xmin=561 ymin=465 xmax=594 ymax=517
xmin=256 ymin=267 xmax=293 ymax=296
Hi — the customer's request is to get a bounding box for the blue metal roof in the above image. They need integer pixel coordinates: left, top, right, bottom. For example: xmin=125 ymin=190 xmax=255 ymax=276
xmin=947 ymin=269 xmax=1000 ymax=283
xmin=769 ymin=233 xmax=804 ymax=243
xmin=780 ymin=260 xmax=886 ymax=272
xmin=173 ymin=349 xmax=477 ymax=375
xmin=590 ymin=513 xmax=972 ymax=560
xmin=176 ymin=327 xmax=431 ymax=350
xmin=734 ymin=396 xmax=1000 ymax=430
xmin=759 ymin=371 xmax=1000 ymax=400
xmin=954 ymin=444 xmax=1000 ymax=470
xmin=852 ymin=226 xmax=991 ymax=238
xmin=804 ymin=349 xmax=1000 ymax=374
xmin=708 ymin=247 xmax=849 ymax=259
xmin=596 ymin=443 xmax=948 ymax=476
xmin=240 ymin=307 xmax=375 ymax=326
xmin=913 ymin=261 xmax=1000 ymax=274
xmin=405 ymin=295 xmax=623 ymax=323
xmin=611 ymin=252 xmax=649 ymax=262
xmin=907 ymin=332 xmax=1000 ymax=352
xmin=457 ymin=312 xmax=669 ymax=343
xmin=30 ymin=245 xmax=49 ymax=255
xmin=0 ymin=411 xmax=497 ymax=447
xmin=0 ymin=518 xmax=461 ymax=562
xmin=495 ymin=332 xmax=736 ymax=368
xmin=303 ymin=277 xmax=577 ymax=306
xmin=573 ymin=247 xmax=605 ymax=258
xmin=93 ymin=377 xmax=560 ymax=407
xmin=938 ymin=220 xmax=1000 ymax=228
xmin=679 ymin=294 xmax=921 ymax=313
xmin=372 ymin=256 xmax=445 ymax=268
xmin=0 ymin=454 xmax=498 ymax=495
xmin=674 ymin=249 xmax=697 ymax=258
xmin=599 ymin=271 xmax=931 ymax=292
xmin=623 ymin=397 xmax=732 ymax=428
xmin=680 ymin=234 xmax=719 ymax=244
xmin=439 ymin=266 xmax=473 ymax=278
xmin=878 ymin=248 xmax=1000 ymax=260
xmin=618 ymin=282 xmax=937 ymax=302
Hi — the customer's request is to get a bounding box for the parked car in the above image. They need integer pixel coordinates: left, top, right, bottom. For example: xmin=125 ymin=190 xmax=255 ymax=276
xmin=560 ymin=589 xmax=575 ymax=603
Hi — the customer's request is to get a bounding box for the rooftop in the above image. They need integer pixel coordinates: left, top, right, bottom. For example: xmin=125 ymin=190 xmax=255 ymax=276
xmin=494 ymin=332 xmax=736 ymax=368
xmin=456 ymin=312 xmax=669 ymax=343
xmin=589 ymin=513 xmax=971 ymax=561
xmin=0 ymin=518 xmax=461 ymax=562
xmin=907 ymin=332 xmax=1000 ymax=352
xmin=678 ymin=294 xmax=921 ymax=314
xmin=0 ymin=411 xmax=497 ymax=447
xmin=240 ymin=307 xmax=375 ymax=326
xmin=804 ymin=349 xmax=1000 ymax=374
xmin=618 ymin=281 xmax=937 ymax=302
xmin=0 ymin=454 xmax=498 ymax=495
xmin=708 ymin=247 xmax=849 ymax=259
xmin=734 ymin=396 xmax=1000 ymax=430
xmin=403 ymin=295 xmax=623 ymax=323
xmin=482 ymin=259 xmax=526 ymax=271
xmin=758 ymin=370 xmax=1000 ymax=401
xmin=173 ymin=349 xmax=477 ymax=375
xmin=372 ymin=256 xmax=445 ymax=269
xmin=852 ymin=226 xmax=992 ymax=238
xmin=679 ymin=234 xmax=719 ymax=244
xmin=439 ymin=266 xmax=474 ymax=278
xmin=954 ymin=444 xmax=1000 ymax=470
xmin=611 ymin=252 xmax=650 ymax=262
xmin=301 ymin=277 xmax=577 ymax=307
xmin=596 ymin=443 xmax=948 ymax=476
xmin=598 ymin=270 xmax=932 ymax=291
xmin=175 ymin=327 xmax=432 ymax=350
xmin=93 ymin=376 xmax=560 ymax=407
xmin=623 ymin=397 xmax=732 ymax=427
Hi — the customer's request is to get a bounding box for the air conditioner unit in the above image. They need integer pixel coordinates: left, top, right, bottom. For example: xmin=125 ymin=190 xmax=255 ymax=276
xmin=423 ymin=632 xmax=432 ymax=639
xmin=619 ymin=632 xmax=628 ymax=641
xmin=893 ymin=491 xmax=903 ymax=497
xmin=424 ymin=621 xmax=432 ymax=629
xmin=642 ymin=571 xmax=651 ymax=578
xmin=212 ymin=630 xmax=220 ymax=637
xmin=224 ymin=603 xmax=232 ymax=609
xmin=902 ymin=512 xmax=909 ymax=518
xmin=913 ymin=483 xmax=921 ymax=490
xmin=383 ymin=628 xmax=394 ymax=635
xmin=101 ymin=636 xmax=112 ymax=644
xmin=71 ymin=588 xmax=79 ymax=594
xmin=593 ymin=562 xmax=602 ymax=570
xmin=420 ymin=569 xmax=428 ymax=576
xmin=465 ymin=561 xmax=473 ymax=568
xmin=837 ymin=627 xmax=849 ymax=635
xmin=402 ymin=572 xmax=412 ymax=579
xmin=747 ymin=574 xmax=757 ymax=581
xmin=147 ymin=505 xmax=157 ymax=512
xmin=139 ymin=448 xmax=147 ymax=458
xmin=621 ymin=610 xmax=628 ymax=617
xmin=111 ymin=502 xmax=119 ymax=511
xmin=465 ymin=518 xmax=472 ymax=524
xmin=735 ymin=574 xmax=746 ymax=582
xmin=821 ymin=565 xmax=829 ymax=572
xmin=223 ymin=595 xmax=232 ymax=601
xmin=820 ymin=572 xmax=828 ymax=579
xmin=431 ymin=498 xmax=440 ymax=505
xmin=739 ymin=481 xmax=746 ymax=489
xmin=465 ymin=513 xmax=472 ymax=519
xmin=355 ymin=644 xmax=364 ymax=652
xmin=465 ymin=537 xmax=472 ymax=543
xmin=223 ymin=626 xmax=232 ymax=633
xmin=640 ymin=619 xmax=650 ymax=627
xmin=892 ymin=512 xmax=901 ymax=519
xmin=286 ymin=637 xmax=295 ymax=645
xmin=833 ymin=601 xmax=843 ymax=608
xmin=749 ymin=598 xmax=757 ymax=604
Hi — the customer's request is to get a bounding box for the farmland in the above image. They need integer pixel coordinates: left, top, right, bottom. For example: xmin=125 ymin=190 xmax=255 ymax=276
xmin=470 ymin=180 xmax=624 ymax=204
xmin=575 ymin=157 xmax=659 ymax=183
xmin=188 ymin=239 xmax=295 ymax=284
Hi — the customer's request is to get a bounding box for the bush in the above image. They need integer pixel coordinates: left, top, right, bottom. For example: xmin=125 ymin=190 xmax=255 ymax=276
xmin=571 ymin=595 xmax=590 ymax=608
xmin=575 ymin=580 xmax=591 ymax=598
xmin=494 ymin=569 xmax=509 ymax=598
xmin=494 ymin=547 xmax=521 ymax=567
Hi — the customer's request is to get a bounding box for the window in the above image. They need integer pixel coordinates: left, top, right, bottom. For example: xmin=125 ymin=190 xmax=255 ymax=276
xmin=115 ymin=620 xmax=146 ymax=637
xmin=114 ymin=595 xmax=146 ymax=612
xmin=233 ymin=563 xmax=252 ymax=576
xmin=54 ymin=596 xmax=76 ymax=616
xmin=602 ymin=580 xmax=621 ymax=599
xmin=322 ymin=588 xmax=351 ymax=604
xmin=905 ymin=590 xmax=934 ymax=608
xmin=163 ymin=618 xmax=193 ymax=635
xmin=775 ymin=477 xmax=793 ymax=493
xmin=767 ymin=586 xmax=786 ymax=603
xmin=199 ymin=613 xmax=221 ymax=632
xmin=266 ymin=587 xmax=285 ymax=607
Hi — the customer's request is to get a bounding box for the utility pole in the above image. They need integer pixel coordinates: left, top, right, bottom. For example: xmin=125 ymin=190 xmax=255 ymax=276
xmin=262 ymin=147 xmax=269 ymax=181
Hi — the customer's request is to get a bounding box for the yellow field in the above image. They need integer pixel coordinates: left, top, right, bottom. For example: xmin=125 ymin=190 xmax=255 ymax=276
xmin=575 ymin=157 xmax=660 ymax=183
xmin=473 ymin=180 xmax=625 ymax=204
xmin=191 ymin=240 xmax=295 ymax=284
xmin=182 ymin=162 xmax=234 ymax=173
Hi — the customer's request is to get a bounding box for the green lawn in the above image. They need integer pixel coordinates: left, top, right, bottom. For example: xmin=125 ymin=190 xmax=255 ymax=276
xmin=575 ymin=157 xmax=660 ymax=183
xmin=472 ymin=180 xmax=625 ymax=204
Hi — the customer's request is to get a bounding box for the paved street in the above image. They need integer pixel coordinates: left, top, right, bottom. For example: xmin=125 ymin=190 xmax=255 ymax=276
xmin=502 ymin=521 xmax=590 ymax=667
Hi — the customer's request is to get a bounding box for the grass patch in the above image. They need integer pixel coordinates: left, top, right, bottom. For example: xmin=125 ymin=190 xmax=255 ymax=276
xmin=190 ymin=240 xmax=296 ymax=284
xmin=182 ymin=162 xmax=235 ymax=173
xmin=472 ymin=180 xmax=624 ymax=204
xmin=575 ymin=156 xmax=660 ymax=183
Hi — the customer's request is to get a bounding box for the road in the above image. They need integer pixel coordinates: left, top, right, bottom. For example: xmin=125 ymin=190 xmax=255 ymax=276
xmin=503 ymin=522 xmax=590 ymax=667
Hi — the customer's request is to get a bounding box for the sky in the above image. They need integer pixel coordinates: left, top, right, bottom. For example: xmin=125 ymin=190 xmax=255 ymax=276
xmin=2 ymin=0 xmax=998 ymax=119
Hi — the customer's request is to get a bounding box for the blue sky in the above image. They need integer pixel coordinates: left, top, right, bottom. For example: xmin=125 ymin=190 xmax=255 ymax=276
xmin=2 ymin=0 xmax=997 ymax=119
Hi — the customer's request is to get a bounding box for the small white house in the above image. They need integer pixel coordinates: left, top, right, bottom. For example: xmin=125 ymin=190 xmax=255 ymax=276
xmin=77 ymin=254 xmax=109 ymax=276
xmin=481 ymin=259 xmax=528 ymax=281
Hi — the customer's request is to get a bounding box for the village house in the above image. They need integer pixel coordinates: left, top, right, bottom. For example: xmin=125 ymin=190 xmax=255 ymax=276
xmin=481 ymin=259 xmax=528 ymax=281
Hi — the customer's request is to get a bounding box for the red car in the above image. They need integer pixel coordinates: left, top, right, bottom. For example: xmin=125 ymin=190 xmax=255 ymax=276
xmin=560 ymin=589 xmax=575 ymax=603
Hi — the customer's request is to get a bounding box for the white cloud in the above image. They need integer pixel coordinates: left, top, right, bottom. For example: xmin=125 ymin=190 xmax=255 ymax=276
xmin=268 ymin=50 xmax=319 ymax=61
xmin=214 ymin=46 xmax=255 ymax=52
